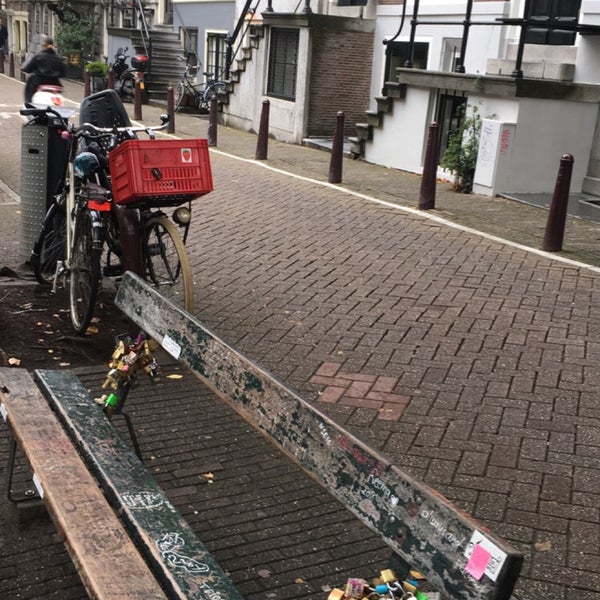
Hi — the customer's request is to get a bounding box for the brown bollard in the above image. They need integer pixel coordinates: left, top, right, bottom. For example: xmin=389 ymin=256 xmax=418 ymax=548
xmin=9 ymin=52 xmax=15 ymax=78
xmin=328 ymin=111 xmax=345 ymax=184
xmin=419 ymin=122 xmax=439 ymax=210
xmin=134 ymin=80 xmax=142 ymax=120
xmin=255 ymin=99 xmax=270 ymax=160
xmin=84 ymin=71 xmax=91 ymax=97
xmin=108 ymin=69 xmax=114 ymax=89
xmin=208 ymin=94 xmax=218 ymax=147
xmin=167 ymin=86 xmax=175 ymax=134
xmin=542 ymin=153 xmax=574 ymax=252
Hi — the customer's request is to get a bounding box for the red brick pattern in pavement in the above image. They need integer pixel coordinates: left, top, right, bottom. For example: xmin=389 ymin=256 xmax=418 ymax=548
xmin=310 ymin=362 xmax=410 ymax=421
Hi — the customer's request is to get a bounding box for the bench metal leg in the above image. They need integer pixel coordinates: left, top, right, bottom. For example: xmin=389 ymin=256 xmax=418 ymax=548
xmin=120 ymin=411 xmax=143 ymax=462
xmin=4 ymin=438 xmax=39 ymax=504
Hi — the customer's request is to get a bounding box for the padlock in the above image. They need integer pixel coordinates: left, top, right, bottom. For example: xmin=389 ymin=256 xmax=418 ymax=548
xmin=380 ymin=570 xmax=397 ymax=584
xmin=328 ymin=589 xmax=346 ymax=600
xmin=345 ymin=578 xmax=367 ymax=599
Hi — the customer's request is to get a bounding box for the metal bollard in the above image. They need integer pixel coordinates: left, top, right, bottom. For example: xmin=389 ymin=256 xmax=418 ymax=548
xmin=419 ymin=122 xmax=439 ymax=210
xmin=9 ymin=52 xmax=15 ymax=78
xmin=328 ymin=111 xmax=345 ymax=184
xmin=108 ymin=69 xmax=114 ymax=89
xmin=255 ymin=99 xmax=270 ymax=160
xmin=542 ymin=153 xmax=574 ymax=252
xmin=134 ymin=80 xmax=142 ymax=120
xmin=208 ymin=94 xmax=218 ymax=147
xmin=167 ymin=86 xmax=175 ymax=134
xmin=0 ymin=51 xmax=4 ymax=75
xmin=84 ymin=71 xmax=91 ymax=97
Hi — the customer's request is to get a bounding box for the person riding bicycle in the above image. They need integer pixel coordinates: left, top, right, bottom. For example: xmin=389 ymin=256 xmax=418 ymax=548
xmin=21 ymin=36 xmax=66 ymax=105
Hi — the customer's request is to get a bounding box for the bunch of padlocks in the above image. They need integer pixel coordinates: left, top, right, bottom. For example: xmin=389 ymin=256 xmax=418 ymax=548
xmin=328 ymin=569 xmax=434 ymax=600
xmin=97 ymin=331 xmax=160 ymax=417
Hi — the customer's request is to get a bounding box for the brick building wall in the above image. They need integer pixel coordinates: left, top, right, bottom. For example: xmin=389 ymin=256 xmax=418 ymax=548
xmin=307 ymin=24 xmax=374 ymax=138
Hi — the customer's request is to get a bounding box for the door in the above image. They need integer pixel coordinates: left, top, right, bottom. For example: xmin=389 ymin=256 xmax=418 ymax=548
xmin=525 ymin=0 xmax=581 ymax=45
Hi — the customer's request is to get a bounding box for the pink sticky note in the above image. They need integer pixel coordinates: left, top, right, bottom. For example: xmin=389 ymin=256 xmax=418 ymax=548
xmin=465 ymin=544 xmax=491 ymax=580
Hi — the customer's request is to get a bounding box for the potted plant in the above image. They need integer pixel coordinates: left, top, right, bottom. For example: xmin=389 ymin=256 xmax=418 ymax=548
xmin=86 ymin=61 xmax=108 ymax=92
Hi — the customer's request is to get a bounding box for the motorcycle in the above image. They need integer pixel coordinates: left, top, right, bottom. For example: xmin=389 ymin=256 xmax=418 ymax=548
xmin=112 ymin=47 xmax=149 ymax=102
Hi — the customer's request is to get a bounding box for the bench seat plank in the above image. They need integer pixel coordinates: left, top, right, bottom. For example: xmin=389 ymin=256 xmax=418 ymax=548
xmin=0 ymin=367 xmax=168 ymax=600
xmin=34 ymin=368 xmax=243 ymax=600
xmin=115 ymin=271 xmax=524 ymax=600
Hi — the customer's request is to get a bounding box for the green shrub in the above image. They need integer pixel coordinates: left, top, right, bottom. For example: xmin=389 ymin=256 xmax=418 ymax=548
xmin=440 ymin=104 xmax=481 ymax=194
xmin=85 ymin=61 xmax=108 ymax=77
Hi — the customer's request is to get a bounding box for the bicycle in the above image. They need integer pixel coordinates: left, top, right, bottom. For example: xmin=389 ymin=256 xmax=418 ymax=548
xmin=173 ymin=59 xmax=227 ymax=114
xmin=23 ymin=92 xmax=212 ymax=334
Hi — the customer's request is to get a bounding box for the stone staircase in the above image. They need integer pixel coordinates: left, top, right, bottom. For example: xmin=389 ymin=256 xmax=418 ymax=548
xmin=348 ymin=82 xmax=406 ymax=158
xmin=130 ymin=27 xmax=187 ymax=103
xmin=227 ymin=23 xmax=264 ymax=85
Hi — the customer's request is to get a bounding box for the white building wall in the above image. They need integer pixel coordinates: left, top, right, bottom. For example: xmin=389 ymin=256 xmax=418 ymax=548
xmin=222 ymin=26 xmax=311 ymax=144
xmin=363 ymin=87 xmax=434 ymax=173
xmin=370 ymin=2 xmax=508 ymax=111
xmin=502 ymin=98 xmax=598 ymax=194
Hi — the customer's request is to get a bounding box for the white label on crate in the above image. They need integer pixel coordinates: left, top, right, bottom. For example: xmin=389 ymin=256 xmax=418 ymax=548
xmin=33 ymin=473 xmax=44 ymax=499
xmin=181 ymin=148 xmax=193 ymax=163
xmin=464 ymin=530 xmax=507 ymax=582
xmin=162 ymin=334 xmax=182 ymax=360
xmin=0 ymin=402 xmax=7 ymax=422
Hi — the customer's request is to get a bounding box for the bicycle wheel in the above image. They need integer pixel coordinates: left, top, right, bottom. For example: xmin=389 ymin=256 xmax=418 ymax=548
xmin=201 ymin=81 xmax=227 ymax=112
xmin=144 ymin=214 xmax=194 ymax=312
xmin=69 ymin=208 xmax=101 ymax=334
xmin=173 ymin=82 xmax=186 ymax=111
xmin=32 ymin=203 xmax=66 ymax=285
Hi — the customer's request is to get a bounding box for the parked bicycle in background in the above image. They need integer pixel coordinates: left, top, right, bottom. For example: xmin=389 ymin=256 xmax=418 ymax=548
xmin=173 ymin=57 xmax=227 ymax=114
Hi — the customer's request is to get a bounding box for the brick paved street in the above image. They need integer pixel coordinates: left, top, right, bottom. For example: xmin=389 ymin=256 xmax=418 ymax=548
xmin=1 ymin=74 xmax=600 ymax=599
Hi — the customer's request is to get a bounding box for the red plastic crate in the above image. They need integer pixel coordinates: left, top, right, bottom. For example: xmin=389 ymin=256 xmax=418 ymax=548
xmin=109 ymin=138 xmax=214 ymax=207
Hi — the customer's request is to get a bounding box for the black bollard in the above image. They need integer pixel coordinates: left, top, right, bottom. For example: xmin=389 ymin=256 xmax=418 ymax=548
xmin=542 ymin=153 xmax=574 ymax=252
xmin=255 ymin=99 xmax=270 ymax=160
xmin=328 ymin=111 xmax=345 ymax=184
xmin=134 ymin=80 xmax=142 ymax=120
xmin=9 ymin=52 xmax=14 ymax=78
xmin=84 ymin=71 xmax=91 ymax=97
xmin=167 ymin=86 xmax=175 ymax=134
xmin=208 ymin=94 xmax=218 ymax=147
xmin=419 ymin=122 xmax=440 ymax=210
xmin=108 ymin=69 xmax=114 ymax=89
xmin=0 ymin=51 xmax=4 ymax=75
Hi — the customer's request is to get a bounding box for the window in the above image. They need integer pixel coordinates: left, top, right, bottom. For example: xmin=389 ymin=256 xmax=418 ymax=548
xmin=206 ymin=32 xmax=227 ymax=81
xmin=525 ymin=0 xmax=581 ymax=45
xmin=382 ymin=41 xmax=428 ymax=94
xmin=337 ymin=0 xmax=367 ymax=6
xmin=267 ymin=28 xmax=299 ymax=101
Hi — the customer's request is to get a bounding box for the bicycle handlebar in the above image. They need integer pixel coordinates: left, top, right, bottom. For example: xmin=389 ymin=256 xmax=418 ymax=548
xmin=78 ymin=115 xmax=170 ymax=140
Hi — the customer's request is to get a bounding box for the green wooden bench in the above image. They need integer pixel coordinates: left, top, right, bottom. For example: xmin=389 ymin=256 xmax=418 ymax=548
xmin=114 ymin=271 xmax=524 ymax=600
xmin=0 ymin=367 xmax=243 ymax=600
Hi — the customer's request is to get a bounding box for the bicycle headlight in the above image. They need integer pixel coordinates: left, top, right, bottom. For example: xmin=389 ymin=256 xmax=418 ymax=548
xmin=173 ymin=206 xmax=191 ymax=226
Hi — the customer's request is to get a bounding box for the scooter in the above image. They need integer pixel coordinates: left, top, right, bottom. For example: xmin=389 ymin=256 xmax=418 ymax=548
xmin=30 ymin=85 xmax=76 ymax=119
xmin=112 ymin=47 xmax=149 ymax=102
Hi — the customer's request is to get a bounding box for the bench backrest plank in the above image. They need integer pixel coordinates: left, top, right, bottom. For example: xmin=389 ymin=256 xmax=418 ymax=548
xmin=115 ymin=272 xmax=523 ymax=600
xmin=0 ymin=367 xmax=168 ymax=600
xmin=34 ymin=368 xmax=244 ymax=600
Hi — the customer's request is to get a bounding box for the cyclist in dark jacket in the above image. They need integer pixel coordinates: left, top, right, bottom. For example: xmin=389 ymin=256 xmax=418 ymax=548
xmin=21 ymin=36 xmax=66 ymax=104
